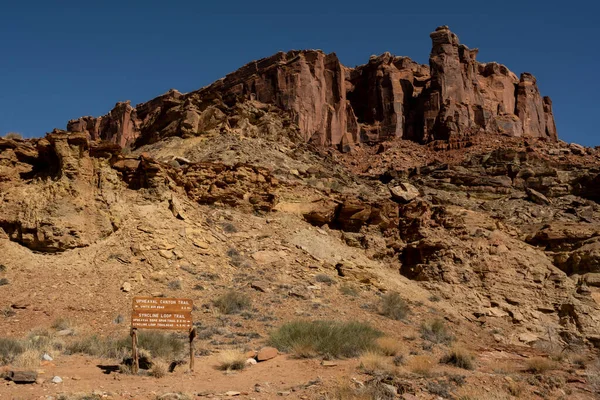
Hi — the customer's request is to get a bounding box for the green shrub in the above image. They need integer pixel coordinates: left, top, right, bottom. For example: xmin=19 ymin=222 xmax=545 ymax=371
xmin=380 ymin=292 xmax=410 ymax=320
xmin=440 ymin=347 xmax=475 ymax=370
xmin=137 ymin=331 xmax=184 ymax=358
xmin=269 ymin=320 xmax=382 ymax=358
xmin=0 ymin=337 xmax=24 ymax=365
xmin=420 ymin=319 xmax=454 ymax=345
xmin=339 ymin=284 xmax=359 ymax=297
xmin=213 ymin=291 xmax=251 ymax=314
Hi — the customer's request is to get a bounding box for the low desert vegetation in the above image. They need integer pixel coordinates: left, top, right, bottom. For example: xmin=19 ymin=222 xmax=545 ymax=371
xmin=407 ymin=355 xmax=436 ymax=376
xmin=216 ymin=349 xmax=246 ymax=371
xmin=269 ymin=320 xmax=382 ymax=358
xmin=149 ymin=360 xmax=169 ymax=378
xmin=0 ymin=338 xmax=24 ymax=365
xmin=375 ymin=337 xmax=404 ymax=357
xmin=315 ymin=273 xmax=335 ymax=285
xmin=339 ymin=283 xmax=359 ymax=297
xmin=379 ymin=292 xmax=410 ymax=320
xmin=51 ymin=317 xmax=73 ymax=331
xmin=137 ymin=331 xmax=185 ymax=359
xmin=3 ymin=132 xmax=22 ymax=140
xmin=326 ymin=379 xmax=398 ymax=400
xmin=213 ymin=291 xmax=252 ymax=314
xmin=420 ymin=319 xmax=454 ymax=345
xmin=0 ymin=329 xmax=64 ymax=366
xmin=525 ymin=356 xmax=556 ymax=373
xmin=359 ymin=351 xmax=395 ymax=375
xmin=440 ymin=346 xmax=475 ymax=370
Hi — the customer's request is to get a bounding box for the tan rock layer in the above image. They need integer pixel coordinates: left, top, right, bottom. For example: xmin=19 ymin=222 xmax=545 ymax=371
xmin=66 ymin=27 xmax=557 ymax=149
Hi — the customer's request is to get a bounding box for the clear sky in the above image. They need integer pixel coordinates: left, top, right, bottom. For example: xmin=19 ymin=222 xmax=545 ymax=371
xmin=0 ymin=0 xmax=597 ymax=145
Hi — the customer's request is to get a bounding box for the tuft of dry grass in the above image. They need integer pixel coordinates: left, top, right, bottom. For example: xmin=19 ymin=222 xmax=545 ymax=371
xmin=525 ymin=357 xmax=556 ymax=373
xmin=493 ymin=360 xmax=521 ymax=374
xmin=420 ymin=319 xmax=454 ymax=345
xmin=3 ymin=132 xmax=22 ymax=140
xmin=216 ymin=349 xmax=246 ymax=371
xmin=407 ymin=355 xmax=436 ymax=376
xmin=13 ymin=348 xmax=41 ymax=368
xmin=379 ymin=292 xmax=410 ymax=320
xmin=375 ymin=337 xmax=404 ymax=357
xmin=51 ymin=317 xmax=73 ymax=331
xmin=440 ymin=346 xmax=475 ymax=370
xmin=149 ymin=360 xmax=169 ymax=378
xmin=213 ymin=291 xmax=251 ymax=315
xmin=359 ymin=351 xmax=395 ymax=375
xmin=269 ymin=320 xmax=382 ymax=359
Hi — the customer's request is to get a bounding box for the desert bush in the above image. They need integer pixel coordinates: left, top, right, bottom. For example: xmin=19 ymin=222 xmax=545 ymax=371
xmin=51 ymin=317 xmax=73 ymax=331
xmin=0 ymin=338 xmax=24 ymax=365
xmin=525 ymin=357 xmax=556 ymax=373
xmin=440 ymin=347 xmax=475 ymax=370
xmin=149 ymin=360 xmax=169 ymax=378
xmin=137 ymin=331 xmax=184 ymax=359
xmin=315 ymin=274 xmax=335 ymax=285
xmin=379 ymin=292 xmax=410 ymax=321
xmin=216 ymin=349 xmax=246 ymax=371
xmin=427 ymin=380 xmax=452 ymax=398
xmin=407 ymin=355 xmax=436 ymax=376
xmin=167 ymin=280 xmax=182 ymax=290
xmin=429 ymin=294 xmax=441 ymax=302
xmin=4 ymin=132 xmax=22 ymax=140
xmin=359 ymin=351 xmax=395 ymax=375
xmin=213 ymin=291 xmax=251 ymax=314
xmin=269 ymin=320 xmax=382 ymax=359
xmin=0 ymin=278 xmax=8 ymax=286
xmin=14 ymin=348 xmax=41 ymax=368
xmin=375 ymin=337 xmax=404 ymax=357
xmin=65 ymin=335 xmax=128 ymax=359
xmin=327 ymin=380 xmax=396 ymax=400
xmin=379 ymin=292 xmax=410 ymax=320
xmin=420 ymin=319 xmax=454 ymax=345
xmin=339 ymin=284 xmax=359 ymax=297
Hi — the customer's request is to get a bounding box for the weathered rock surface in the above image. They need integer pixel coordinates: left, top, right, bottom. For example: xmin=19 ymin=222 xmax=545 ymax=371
xmin=66 ymin=27 xmax=557 ymax=150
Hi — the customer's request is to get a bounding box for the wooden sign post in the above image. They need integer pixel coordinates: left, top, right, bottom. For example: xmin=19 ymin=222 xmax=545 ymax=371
xmin=131 ymin=297 xmax=195 ymax=372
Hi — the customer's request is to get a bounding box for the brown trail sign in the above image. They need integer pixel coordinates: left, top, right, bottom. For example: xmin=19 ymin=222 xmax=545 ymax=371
xmin=130 ymin=297 xmax=196 ymax=373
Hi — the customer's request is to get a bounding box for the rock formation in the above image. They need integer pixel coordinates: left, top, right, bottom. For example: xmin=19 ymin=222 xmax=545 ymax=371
xmin=66 ymin=26 xmax=557 ymax=150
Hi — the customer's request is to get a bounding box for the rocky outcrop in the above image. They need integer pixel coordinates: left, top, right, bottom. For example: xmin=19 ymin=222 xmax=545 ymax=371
xmin=66 ymin=26 xmax=557 ymax=150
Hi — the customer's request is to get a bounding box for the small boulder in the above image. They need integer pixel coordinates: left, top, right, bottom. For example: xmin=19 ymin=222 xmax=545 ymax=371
xmin=389 ymin=182 xmax=420 ymax=204
xmin=8 ymin=371 xmax=37 ymax=384
xmin=51 ymin=376 xmax=63 ymax=384
xmin=121 ymin=282 xmax=132 ymax=292
xmin=525 ymin=187 xmax=550 ymax=205
xmin=257 ymin=346 xmax=278 ymax=361
xmin=245 ymin=358 xmax=257 ymax=366
xmin=42 ymin=353 xmax=53 ymax=361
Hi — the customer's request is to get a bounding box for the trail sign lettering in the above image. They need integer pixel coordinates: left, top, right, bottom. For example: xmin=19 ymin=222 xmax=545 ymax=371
xmin=131 ymin=297 xmax=193 ymax=331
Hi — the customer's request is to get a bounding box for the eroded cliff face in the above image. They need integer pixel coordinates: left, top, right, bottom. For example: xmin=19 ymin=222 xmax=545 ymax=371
xmin=66 ymin=26 xmax=557 ymax=151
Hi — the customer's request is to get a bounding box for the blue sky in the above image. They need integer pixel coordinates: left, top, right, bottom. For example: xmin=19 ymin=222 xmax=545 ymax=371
xmin=0 ymin=0 xmax=597 ymax=145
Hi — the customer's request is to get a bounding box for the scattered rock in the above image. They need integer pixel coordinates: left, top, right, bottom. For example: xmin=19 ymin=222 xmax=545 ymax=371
xmin=159 ymin=249 xmax=174 ymax=259
xmin=250 ymin=281 xmax=269 ymax=293
xmin=321 ymin=361 xmax=338 ymax=367
xmin=518 ymin=332 xmax=539 ymax=344
xmin=389 ymin=182 xmax=420 ymax=204
xmin=225 ymin=391 xmax=241 ymax=396
xmin=7 ymin=371 xmax=37 ymax=384
xmin=121 ymin=282 xmax=132 ymax=292
xmin=51 ymin=376 xmax=63 ymax=384
xmin=42 ymin=353 xmax=53 ymax=361
xmin=245 ymin=358 xmax=257 ymax=366
xmin=56 ymin=329 xmax=74 ymax=336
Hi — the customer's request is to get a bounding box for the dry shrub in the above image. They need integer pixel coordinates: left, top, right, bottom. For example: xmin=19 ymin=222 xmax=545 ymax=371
xmin=359 ymin=351 xmax=395 ymax=375
xmin=137 ymin=331 xmax=184 ymax=358
xmin=493 ymin=360 xmax=521 ymax=374
xmin=4 ymin=132 xmax=22 ymax=140
xmin=407 ymin=355 xmax=436 ymax=376
xmin=420 ymin=319 xmax=454 ymax=345
xmin=149 ymin=360 xmax=169 ymax=378
xmin=506 ymin=380 xmax=526 ymax=397
xmin=339 ymin=284 xmax=359 ymax=297
xmin=525 ymin=357 xmax=556 ymax=374
xmin=269 ymin=320 xmax=382 ymax=359
xmin=213 ymin=291 xmax=251 ymax=314
xmin=326 ymin=379 xmax=395 ymax=400
xmin=13 ymin=348 xmax=40 ymax=368
xmin=379 ymin=292 xmax=410 ymax=320
xmin=216 ymin=349 xmax=246 ymax=371
xmin=51 ymin=317 xmax=72 ymax=331
xmin=440 ymin=346 xmax=475 ymax=370
xmin=0 ymin=338 xmax=24 ymax=365
xmin=375 ymin=337 xmax=404 ymax=357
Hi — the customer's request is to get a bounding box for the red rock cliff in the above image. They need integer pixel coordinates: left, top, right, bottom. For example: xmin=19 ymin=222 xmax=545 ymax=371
xmin=67 ymin=26 xmax=558 ymax=149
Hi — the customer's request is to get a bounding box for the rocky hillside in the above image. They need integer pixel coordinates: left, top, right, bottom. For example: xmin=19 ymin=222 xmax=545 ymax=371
xmin=0 ymin=26 xmax=599 ymax=399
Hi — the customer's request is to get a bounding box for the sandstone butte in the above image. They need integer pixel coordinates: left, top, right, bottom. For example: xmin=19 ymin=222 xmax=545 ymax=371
xmin=3 ymin=26 xmax=600 ymax=399
xmin=66 ymin=25 xmax=557 ymax=151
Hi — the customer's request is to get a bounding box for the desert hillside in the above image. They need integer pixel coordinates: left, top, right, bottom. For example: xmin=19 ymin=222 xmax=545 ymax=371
xmin=0 ymin=26 xmax=599 ymax=400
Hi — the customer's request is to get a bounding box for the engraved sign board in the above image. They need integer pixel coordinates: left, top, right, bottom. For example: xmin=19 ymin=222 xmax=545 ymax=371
xmin=132 ymin=297 xmax=193 ymax=331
